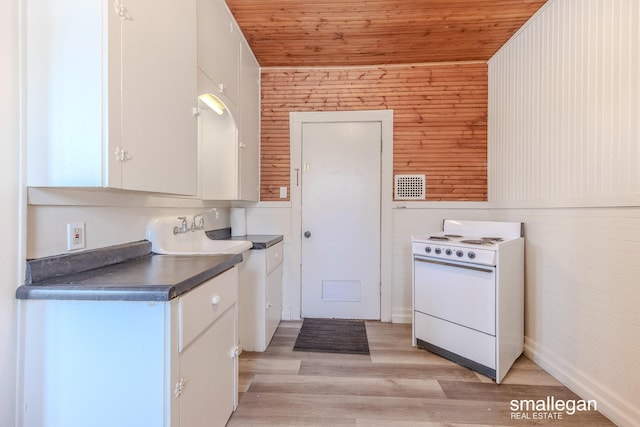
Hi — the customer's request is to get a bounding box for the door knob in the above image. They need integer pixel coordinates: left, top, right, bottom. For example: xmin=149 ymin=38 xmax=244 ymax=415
xmin=304 ymin=231 xmax=311 ymax=238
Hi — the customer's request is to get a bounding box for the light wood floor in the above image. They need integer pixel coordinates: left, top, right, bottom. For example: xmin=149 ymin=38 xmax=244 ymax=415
xmin=229 ymin=321 xmax=615 ymax=426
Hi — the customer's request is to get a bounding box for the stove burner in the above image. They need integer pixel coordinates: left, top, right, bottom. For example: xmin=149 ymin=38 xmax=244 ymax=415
xmin=444 ymin=234 xmax=462 ymax=238
xmin=482 ymin=237 xmax=504 ymax=242
xmin=460 ymin=239 xmax=494 ymax=246
xmin=428 ymin=236 xmax=450 ymax=241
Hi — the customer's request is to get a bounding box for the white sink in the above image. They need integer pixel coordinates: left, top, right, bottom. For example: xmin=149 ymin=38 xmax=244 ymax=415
xmin=146 ymin=217 xmax=252 ymax=255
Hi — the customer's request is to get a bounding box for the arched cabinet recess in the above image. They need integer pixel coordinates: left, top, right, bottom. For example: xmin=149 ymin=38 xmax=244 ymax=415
xmin=198 ymin=73 xmax=240 ymax=200
xmin=197 ymin=68 xmax=259 ymax=202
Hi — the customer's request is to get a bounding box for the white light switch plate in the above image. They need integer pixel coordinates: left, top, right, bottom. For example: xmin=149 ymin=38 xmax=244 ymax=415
xmin=279 ymin=187 xmax=288 ymax=198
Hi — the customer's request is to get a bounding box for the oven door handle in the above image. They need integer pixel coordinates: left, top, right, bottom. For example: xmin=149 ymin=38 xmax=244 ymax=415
xmin=415 ymin=257 xmax=494 ymax=273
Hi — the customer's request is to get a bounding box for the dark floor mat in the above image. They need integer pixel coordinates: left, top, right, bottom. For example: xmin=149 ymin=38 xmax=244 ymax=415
xmin=293 ymin=318 xmax=370 ymax=355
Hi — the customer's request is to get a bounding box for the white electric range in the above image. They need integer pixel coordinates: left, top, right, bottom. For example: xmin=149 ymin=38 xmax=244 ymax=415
xmin=411 ymin=219 xmax=525 ymax=383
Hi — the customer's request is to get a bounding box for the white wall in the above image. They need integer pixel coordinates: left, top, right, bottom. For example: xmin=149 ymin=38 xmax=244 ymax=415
xmin=26 ymin=189 xmax=232 ymax=259
xmin=490 ymin=207 xmax=640 ymax=425
xmin=489 ymin=0 xmax=640 ymax=207
xmin=489 ymin=1 xmax=640 ymax=425
xmin=1 ymin=0 xmax=21 ymax=424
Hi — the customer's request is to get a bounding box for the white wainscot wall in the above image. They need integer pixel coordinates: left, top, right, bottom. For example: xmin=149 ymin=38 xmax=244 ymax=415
xmin=490 ymin=207 xmax=640 ymax=426
xmin=489 ymin=0 xmax=640 ymax=209
xmin=488 ymin=1 xmax=640 ymax=424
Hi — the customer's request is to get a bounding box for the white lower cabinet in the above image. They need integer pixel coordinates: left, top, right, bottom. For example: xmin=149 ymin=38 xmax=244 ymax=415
xmin=17 ymin=267 xmax=238 ymax=427
xmin=239 ymin=242 xmax=283 ymax=352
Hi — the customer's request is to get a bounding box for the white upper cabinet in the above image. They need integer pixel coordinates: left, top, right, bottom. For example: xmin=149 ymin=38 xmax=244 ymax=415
xmin=119 ymin=0 xmax=198 ymax=194
xmin=197 ymin=0 xmax=240 ymax=105
xmin=238 ymin=39 xmax=261 ymax=202
xmin=197 ymin=0 xmax=260 ymax=201
xmin=26 ymin=0 xmax=198 ymax=195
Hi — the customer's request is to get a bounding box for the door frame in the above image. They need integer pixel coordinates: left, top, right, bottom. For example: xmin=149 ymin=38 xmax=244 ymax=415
xmin=290 ymin=110 xmax=393 ymax=322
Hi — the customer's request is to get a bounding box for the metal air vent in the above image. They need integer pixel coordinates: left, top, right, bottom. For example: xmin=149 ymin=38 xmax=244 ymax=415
xmin=394 ymin=174 xmax=426 ymax=200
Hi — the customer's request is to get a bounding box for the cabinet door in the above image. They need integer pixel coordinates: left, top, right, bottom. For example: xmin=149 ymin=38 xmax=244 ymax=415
xmin=20 ymin=299 xmax=171 ymax=427
xmin=265 ymin=263 xmax=283 ymax=346
xmin=238 ymin=40 xmax=260 ymax=201
xmin=197 ymin=0 xmax=240 ymax=104
xmin=26 ymin=0 xmax=108 ymax=188
xmin=179 ymin=306 xmax=237 ymax=427
xmin=120 ymin=0 xmax=198 ymax=195
xmin=237 ymin=249 xmax=263 ymax=351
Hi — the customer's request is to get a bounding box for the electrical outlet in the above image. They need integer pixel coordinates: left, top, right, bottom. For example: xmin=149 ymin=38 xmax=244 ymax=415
xmin=279 ymin=186 xmax=288 ymax=198
xmin=67 ymin=223 xmax=85 ymax=251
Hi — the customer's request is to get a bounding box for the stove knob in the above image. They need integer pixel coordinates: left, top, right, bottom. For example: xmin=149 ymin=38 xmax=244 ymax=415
xmin=456 ymin=250 xmax=464 ymax=257
xmin=445 ymin=248 xmax=453 ymax=256
xmin=425 ymin=246 xmax=432 ymax=254
xmin=468 ymin=251 xmax=476 ymax=259
xmin=435 ymin=248 xmax=442 ymax=255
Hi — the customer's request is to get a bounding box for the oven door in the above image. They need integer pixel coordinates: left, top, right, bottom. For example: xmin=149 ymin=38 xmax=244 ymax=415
xmin=413 ymin=255 xmax=496 ymax=335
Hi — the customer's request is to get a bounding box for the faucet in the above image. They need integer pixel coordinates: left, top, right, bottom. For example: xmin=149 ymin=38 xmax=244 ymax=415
xmin=173 ymin=216 xmax=189 ymax=235
xmin=191 ymin=213 xmax=205 ymax=231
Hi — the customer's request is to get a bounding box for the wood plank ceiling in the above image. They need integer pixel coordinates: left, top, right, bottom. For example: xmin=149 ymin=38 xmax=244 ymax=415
xmin=225 ymin=0 xmax=548 ymax=67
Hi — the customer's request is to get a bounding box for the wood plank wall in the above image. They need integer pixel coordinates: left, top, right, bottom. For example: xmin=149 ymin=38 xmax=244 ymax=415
xmin=260 ymin=63 xmax=488 ymax=201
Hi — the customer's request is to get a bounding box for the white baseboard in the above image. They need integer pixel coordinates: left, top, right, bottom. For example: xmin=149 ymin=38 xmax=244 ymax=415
xmin=281 ymin=306 xmax=298 ymax=321
xmin=524 ymin=337 xmax=638 ymax=427
xmin=391 ymin=309 xmax=412 ymax=324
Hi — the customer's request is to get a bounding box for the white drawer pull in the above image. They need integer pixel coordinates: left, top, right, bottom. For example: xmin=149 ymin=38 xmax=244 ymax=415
xmin=211 ymin=295 xmax=221 ymax=305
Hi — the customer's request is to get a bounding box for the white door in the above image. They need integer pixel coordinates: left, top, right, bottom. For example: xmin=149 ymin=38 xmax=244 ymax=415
xmin=301 ymin=121 xmax=381 ymax=319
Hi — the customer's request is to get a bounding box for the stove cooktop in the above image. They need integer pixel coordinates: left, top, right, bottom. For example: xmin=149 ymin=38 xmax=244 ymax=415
xmin=429 ymin=235 xmax=504 ymax=243
xmin=415 ymin=233 xmax=513 ymax=250
xmin=411 ymin=220 xmax=524 ymax=265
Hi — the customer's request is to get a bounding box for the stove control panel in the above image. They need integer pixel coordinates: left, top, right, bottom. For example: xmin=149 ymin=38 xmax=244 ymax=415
xmin=412 ymin=241 xmax=496 ymax=266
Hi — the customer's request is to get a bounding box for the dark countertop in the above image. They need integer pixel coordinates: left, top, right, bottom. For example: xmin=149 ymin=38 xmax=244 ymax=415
xmin=229 ymin=234 xmax=283 ymax=250
xmin=17 ymin=241 xmax=243 ymax=301
xmin=205 ymin=228 xmax=283 ymax=250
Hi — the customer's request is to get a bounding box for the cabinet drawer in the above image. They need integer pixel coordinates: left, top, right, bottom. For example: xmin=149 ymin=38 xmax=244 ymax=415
xmin=414 ymin=311 xmax=495 ymax=369
xmin=266 ymin=242 xmax=283 ymax=274
xmin=179 ymin=267 xmax=237 ymax=352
